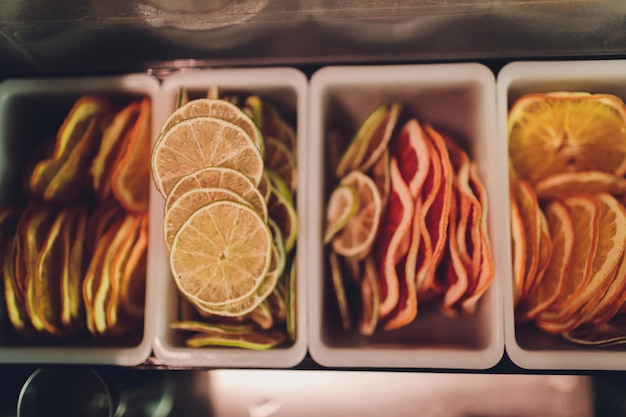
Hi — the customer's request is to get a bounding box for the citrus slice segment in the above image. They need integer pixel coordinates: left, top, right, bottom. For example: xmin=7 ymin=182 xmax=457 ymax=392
xmin=391 ymin=118 xmax=431 ymax=198
xmin=508 ymin=92 xmax=626 ymax=184
xmin=90 ymin=101 xmax=141 ymax=201
xmin=170 ymin=200 xmax=272 ymax=308
xmin=583 ymin=251 xmax=626 ymax=326
xmin=329 ymin=251 xmax=352 ymax=331
xmin=267 ymin=179 xmax=298 ymax=254
xmin=159 ymin=98 xmax=264 ymax=154
xmin=111 ymin=97 xmax=152 ymax=212
xmin=358 ymin=254 xmax=380 ymax=336
xmin=164 ymin=166 xmax=267 ymax=221
xmin=562 ymin=314 xmax=626 ymax=347
xmin=332 ymin=171 xmax=382 ymax=259
xmin=375 ymin=158 xmax=414 ymax=319
xmin=164 ymin=188 xmax=252 ymax=250
xmin=324 ymin=184 xmax=359 ymax=244
xmin=519 ymin=200 xmax=573 ymax=321
xmin=535 ymin=170 xmax=626 ymax=200
xmin=336 ymin=102 xmax=402 ymax=178
xmin=151 ymin=116 xmax=263 ymax=197
xmin=263 ymin=136 xmax=297 ymax=195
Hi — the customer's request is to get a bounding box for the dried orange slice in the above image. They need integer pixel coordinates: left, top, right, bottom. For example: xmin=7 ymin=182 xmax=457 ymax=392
xmin=336 ymin=102 xmax=402 ymax=178
xmin=263 ymin=136 xmax=297 ymax=195
xmin=90 ymin=101 xmax=141 ymax=201
xmin=375 ymin=158 xmax=414 ymax=319
xmin=170 ymin=200 xmax=272 ymax=308
xmin=535 ymin=170 xmax=626 ymax=200
xmin=518 ymin=200 xmax=573 ymax=321
xmin=3 ymin=235 xmax=36 ymax=339
xmin=164 ymin=187 xmax=251 ymax=250
xmin=165 ymin=166 xmax=267 ymax=222
xmin=332 ymin=171 xmax=382 ymax=259
xmin=29 ymin=95 xmax=112 ymax=197
xmin=118 ymin=213 xmax=149 ymax=320
xmin=60 ymin=205 xmax=88 ymax=332
xmin=582 ymin=251 xmax=626 ymax=326
xmin=510 ymin=183 xmax=527 ymax=307
xmin=508 ymin=92 xmax=626 ymax=184
xmin=160 ymin=98 xmax=264 ymax=154
xmin=563 ymin=314 xmax=626 ymax=347
xmin=324 ymin=184 xmax=359 ymax=245
xmin=151 ymin=116 xmax=263 ymax=197
xmin=111 ymin=97 xmax=152 ymax=212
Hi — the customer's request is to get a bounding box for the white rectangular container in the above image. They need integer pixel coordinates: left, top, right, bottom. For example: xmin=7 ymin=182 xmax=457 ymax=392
xmin=498 ymin=59 xmax=626 ymax=371
xmin=0 ymin=74 xmax=159 ymax=365
xmin=152 ymin=67 xmax=308 ymax=368
xmin=308 ymin=63 xmax=504 ymax=369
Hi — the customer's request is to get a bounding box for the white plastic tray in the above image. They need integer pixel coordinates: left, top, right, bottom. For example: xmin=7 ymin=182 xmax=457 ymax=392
xmin=0 ymin=74 xmax=159 ymax=365
xmin=498 ymin=59 xmax=626 ymax=371
xmin=307 ymin=63 xmax=504 ymax=369
xmin=152 ymin=67 xmax=308 ymax=368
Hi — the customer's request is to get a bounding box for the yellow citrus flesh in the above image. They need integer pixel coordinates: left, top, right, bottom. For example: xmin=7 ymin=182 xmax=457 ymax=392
xmin=170 ymin=200 xmax=272 ymax=308
xmin=164 ymin=166 xmax=267 ymax=222
xmin=159 ymin=98 xmax=264 ymax=155
xmin=151 ymin=116 xmax=263 ymax=197
xmin=508 ymin=92 xmax=626 ymax=184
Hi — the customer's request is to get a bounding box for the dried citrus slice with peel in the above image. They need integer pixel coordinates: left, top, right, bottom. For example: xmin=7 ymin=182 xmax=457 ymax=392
xmin=368 ymin=148 xmax=391 ymax=209
xmin=152 ymin=116 xmax=263 ymax=197
xmin=286 ymin=256 xmax=297 ymax=341
xmin=375 ymin=158 xmax=414 ymax=319
xmin=510 ymin=184 xmax=527 ymax=307
xmin=164 ymin=166 xmax=266 ymax=220
xmin=111 ymin=97 xmax=152 ymax=212
xmin=508 ymin=92 xmax=626 ymax=184
xmin=3 ymin=235 xmax=35 ymax=339
xmin=358 ymin=254 xmax=380 ymax=336
xmin=535 ymin=170 xmax=626 ymax=199
xmin=90 ymin=101 xmax=141 ymax=201
xmin=184 ymin=329 xmax=285 ymax=350
xmin=170 ymin=321 xmax=255 ymax=334
xmin=583 ymin=252 xmax=626 ymax=326
xmin=392 ymin=118 xmax=430 ymax=198
xmin=118 ymin=214 xmax=149 ymax=320
xmin=249 ymin=302 xmax=274 ymax=330
xmin=164 ymin=188 xmax=252 ymax=250
xmin=519 ymin=200 xmax=573 ymax=321
xmin=264 ymin=136 xmax=297 ymax=195
xmin=170 ymin=200 xmax=272 ymax=308
xmin=30 ymin=95 xmax=112 ymax=197
xmin=332 ymin=171 xmax=382 ymax=259
xmin=324 ymin=184 xmax=359 ymax=244
xmin=159 ymin=98 xmax=264 ymax=154
xmin=383 ymin=256 xmax=418 ymax=331
xmin=563 ymin=314 xmax=626 ymax=347
xmin=329 ymin=251 xmax=352 ymax=331
xmin=267 ymin=180 xmax=298 ymax=254
xmin=336 ymin=102 xmax=402 ymax=178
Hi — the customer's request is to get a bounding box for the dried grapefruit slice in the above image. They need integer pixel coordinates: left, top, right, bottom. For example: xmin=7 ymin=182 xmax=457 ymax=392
xmin=151 ymin=116 xmax=263 ymax=197
xmin=508 ymin=92 xmax=626 ymax=184
xmin=332 ymin=171 xmax=382 ymax=259
xmin=375 ymin=158 xmax=414 ymax=319
xmin=391 ymin=118 xmax=430 ymax=198
xmin=170 ymin=200 xmax=272 ymax=308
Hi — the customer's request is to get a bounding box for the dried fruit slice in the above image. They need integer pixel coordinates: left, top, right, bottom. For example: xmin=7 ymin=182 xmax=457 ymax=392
xmin=164 ymin=166 xmax=266 ymax=220
xmin=375 ymin=158 xmax=414 ymax=319
xmin=267 ymin=179 xmax=298 ymax=254
xmin=286 ymin=256 xmax=297 ymax=342
xmin=90 ymin=101 xmax=141 ymax=201
xmin=508 ymin=92 xmax=626 ymax=184
xmin=164 ymin=187 xmax=252 ymax=250
xmin=563 ymin=314 xmax=626 ymax=347
xmin=535 ymin=170 xmax=626 ymax=199
xmin=510 ymin=183 xmax=527 ymax=307
xmin=324 ymin=184 xmax=359 ymax=244
xmin=111 ymin=97 xmax=152 ymax=212
xmin=29 ymin=96 xmax=112 ymax=197
xmin=263 ymin=136 xmax=297 ymax=195
xmin=582 ymin=251 xmax=626 ymax=326
xmin=256 ymin=99 xmax=297 ymax=153
xmin=415 ymin=126 xmax=453 ymax=293
xmin=358 ymin=254 xmax=380 ymax=336
xmin=248 ymin=302 xmax=274 ymax=330
xmin=336 ymin=102 xmax=402 ymax=178
xmin=4 ymin=235 xmax=36 ymax=339
xmin=391 ymin=119 xmax=431 ymax=198
xmin=368 ymin=148 xmax=391 ymax=209
xmin=329 ymin=251 xmax=352 ymax=331
xmin=159 ymin=98 xmax=264 ymax=154
xmin=170 ymin=321 xmax=255 ymax=334
xmin=184 ymin=329 xmax=285 ymax=350
xmin=518 ymin=200 xmax=574 ymax=321
xmin=151 ymin=116 xmax=263 ymax=197
xmin=118 ymin=213 xmax=149 ymax=320
xmin=332 ymin=171 xmax=382 ymax=259
xmin=170 ymin=200 xmax=272 ymax=308
xmin=382 ymin=256 xmax=417 ymax=331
